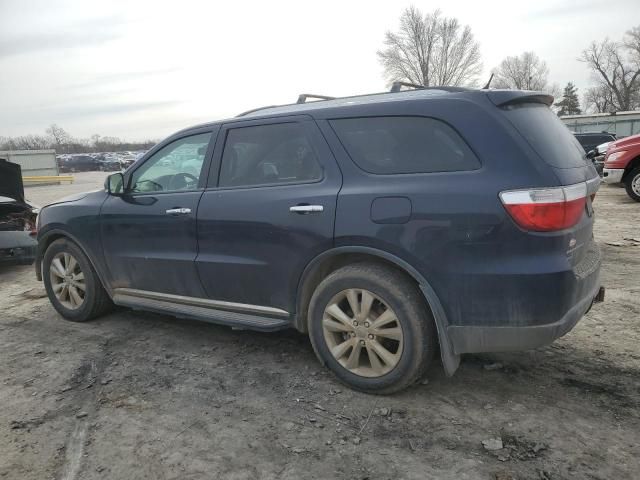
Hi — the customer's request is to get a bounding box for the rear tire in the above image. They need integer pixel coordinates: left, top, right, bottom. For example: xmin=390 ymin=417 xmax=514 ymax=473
xmin=624 ymin=167 xmax=640 ymax=202
xmin=308 ymin=263 xmax=436 ymax=394
xmin=43 ymin=238 xmax=113 ymax=322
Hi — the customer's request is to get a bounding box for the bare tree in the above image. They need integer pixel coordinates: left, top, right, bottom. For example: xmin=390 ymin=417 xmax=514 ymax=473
xmin=45 ymin=124 xmax=71 ymax=146
xmin=0 ymin=134 xmax=50 ymax=151
xmin=377 ymin=7 xmax=483 ymax=87
xmin=492 ymin=52 xmax=553 ymax=91
xmin=0 ymin=128 xmax=156 ymax=154
xmin=583 ymin=84 xmax=615 ymax=113
xmin=580 ymin=26 xmax=640 ymax=112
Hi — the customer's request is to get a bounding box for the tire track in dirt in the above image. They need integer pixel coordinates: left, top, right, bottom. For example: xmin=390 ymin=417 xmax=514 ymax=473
xmin=54 ymin=346 xmax=114 ymax=480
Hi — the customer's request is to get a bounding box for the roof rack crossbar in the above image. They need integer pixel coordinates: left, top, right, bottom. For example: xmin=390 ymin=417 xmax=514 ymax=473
xmin=296 ymin=94 xmax=336 ymax=104
xmin=390 ymin=81 xmax=425 ymax=93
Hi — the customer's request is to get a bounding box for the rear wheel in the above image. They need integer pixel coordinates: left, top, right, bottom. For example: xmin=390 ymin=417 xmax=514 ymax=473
xmin=43 ymin=238 xmax=113 ymax=322
xmin=624 ymin=167 xmax=640 ymax=202
xmin=308 ymin=263 xmax=436 ymax=394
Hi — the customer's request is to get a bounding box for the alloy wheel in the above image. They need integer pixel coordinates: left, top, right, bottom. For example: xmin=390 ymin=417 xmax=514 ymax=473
xmin=322 ymin=288 xmax=403 ymax=377
xmin=49 ymin=252 xmax=86 ymax=310
xmin=632 ymin=173 xmax=640 ymax=196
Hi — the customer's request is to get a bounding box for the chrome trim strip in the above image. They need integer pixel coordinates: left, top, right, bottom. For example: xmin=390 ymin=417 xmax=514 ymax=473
xmin=113 ymin=288 xmax=289 ymax=317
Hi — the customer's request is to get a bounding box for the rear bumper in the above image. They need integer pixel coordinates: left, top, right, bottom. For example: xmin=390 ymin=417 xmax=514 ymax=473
xmin=603 ymin=168 xmax=624 ymax=184
xmin=447 ymin=283 xmax=602 ymax=354
xmin=443 ymin=242 xmax=602 ymax=355
xmin=0 ymin=231 xmax=37 ymax=265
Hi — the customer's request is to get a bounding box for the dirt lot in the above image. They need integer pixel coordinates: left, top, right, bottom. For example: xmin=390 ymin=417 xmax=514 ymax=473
xmin=1 ymin=173 xmax=638 ymax=480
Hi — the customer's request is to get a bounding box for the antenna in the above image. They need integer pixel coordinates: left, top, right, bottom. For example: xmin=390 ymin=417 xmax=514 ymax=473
xmin=482 ymin=73 xmax=494 ymax=90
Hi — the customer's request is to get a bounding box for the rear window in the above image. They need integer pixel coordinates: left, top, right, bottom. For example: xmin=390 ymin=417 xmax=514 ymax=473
xmin=329 ymin=116 xmax=480 ymax=175
xmin=502 ymin=103 xmax=588 ymax=168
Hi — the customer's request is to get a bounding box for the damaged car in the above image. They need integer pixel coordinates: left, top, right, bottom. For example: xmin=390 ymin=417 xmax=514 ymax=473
xmin=35 ymin=86 xmax=604 ymax=394
xmin=0 ymin=158 xmax=38 ymax=265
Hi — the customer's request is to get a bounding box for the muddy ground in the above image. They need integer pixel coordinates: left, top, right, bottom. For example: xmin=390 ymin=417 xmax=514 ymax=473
xmin=1 ymin=173 xmax=638 ymax=480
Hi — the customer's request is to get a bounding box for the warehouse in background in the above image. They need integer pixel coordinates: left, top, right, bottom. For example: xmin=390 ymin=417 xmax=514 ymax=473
xmin=0 ymin=150 xmax=60 ymax=186
xmin=561 ymin=110 xmax=640 ymax=138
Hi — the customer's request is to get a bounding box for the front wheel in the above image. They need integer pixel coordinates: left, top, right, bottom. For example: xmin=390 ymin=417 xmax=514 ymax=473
xmin=42 ymin=238 xmax=113 ymax=322
xmin=308 ymin=263 xmax=436 ymax=394
xmin=624 ymin=167 xmax=640 ymax=202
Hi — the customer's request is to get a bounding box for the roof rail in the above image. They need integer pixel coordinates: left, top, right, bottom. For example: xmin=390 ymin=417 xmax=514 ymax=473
xmin=296 ymin=94 xmax=336 ymax=104
xmin=236 ymin=105 xmax=280 ymax=117
xmin=390 ymin=81 xmax=425 ymax=93
xmin=236 ymin=85 xmax=470 ymax=117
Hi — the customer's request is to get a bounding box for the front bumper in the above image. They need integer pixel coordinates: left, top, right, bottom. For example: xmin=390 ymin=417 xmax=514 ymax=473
xmin=603 ymin=168 xmax=624 ymax=184
xmin=0 ymin=231 xmax=37 ymax=265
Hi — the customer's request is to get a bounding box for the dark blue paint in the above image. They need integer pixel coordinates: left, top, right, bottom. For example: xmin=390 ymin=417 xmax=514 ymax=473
xmin=36 ymin=88 xmax=601 ymax=358
xmin=100 ymin=191 xmax=206 ymax=296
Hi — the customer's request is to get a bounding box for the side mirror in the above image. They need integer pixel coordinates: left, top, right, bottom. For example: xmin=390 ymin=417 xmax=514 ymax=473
xmin=105 ymin=172 xmax=125 ymax=195
xmin=586 ymin=150 xmax=596 ymax=160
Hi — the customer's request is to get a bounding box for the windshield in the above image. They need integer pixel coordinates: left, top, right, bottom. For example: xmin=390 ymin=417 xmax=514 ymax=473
xmin=502 ymin=103 xmax=588 ymax=168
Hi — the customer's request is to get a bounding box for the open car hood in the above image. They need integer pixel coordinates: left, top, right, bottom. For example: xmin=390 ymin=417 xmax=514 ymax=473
xmin=0 ymin=159 xmax=25 ymax=203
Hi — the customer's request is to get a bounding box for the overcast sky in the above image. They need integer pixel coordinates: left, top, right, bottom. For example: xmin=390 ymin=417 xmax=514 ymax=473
xmin=0 ymin=0 xmax=638 ymax=141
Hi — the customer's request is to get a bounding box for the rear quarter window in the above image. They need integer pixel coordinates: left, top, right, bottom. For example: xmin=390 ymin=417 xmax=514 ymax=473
xmin=502 ymin=103 xmax=588 ymax=168
xmin=329 ymin=116 xmax=480 ymax=175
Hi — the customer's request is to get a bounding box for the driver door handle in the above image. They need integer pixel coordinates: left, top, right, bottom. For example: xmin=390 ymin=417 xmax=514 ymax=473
xmin=289 ymin=204 xmax=324 ymax=214
xmin=166 ymin=207 xmax=192 ymax=216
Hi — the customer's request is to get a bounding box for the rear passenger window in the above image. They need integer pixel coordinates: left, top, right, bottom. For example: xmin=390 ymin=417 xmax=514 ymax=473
xmin=330 ymin=116 xmax=480 ymax=174
xmin=219 ymin=123 xmax=322 ymax=187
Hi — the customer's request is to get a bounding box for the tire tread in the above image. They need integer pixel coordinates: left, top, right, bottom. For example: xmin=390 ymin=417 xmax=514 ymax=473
xmin=43 ymin=238 xmax=113 ymax=322
xmin=624 ymin=167 xmax=640 ymax=202
xmin=308 ymin=262 xmax=436 ymax=394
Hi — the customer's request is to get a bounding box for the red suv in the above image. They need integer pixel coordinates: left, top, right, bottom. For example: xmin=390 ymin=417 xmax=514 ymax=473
xmin=603 ymin=133 xmax=640 ymax=201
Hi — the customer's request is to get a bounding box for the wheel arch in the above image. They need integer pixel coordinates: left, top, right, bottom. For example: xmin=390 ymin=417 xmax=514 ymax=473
xmin=295 ymin=246 xmax=460 ymax=376
xmin=36 ymin=229 xmax=111 ymax=298
xmin=622 ymin=155 xmax=640 ymax=180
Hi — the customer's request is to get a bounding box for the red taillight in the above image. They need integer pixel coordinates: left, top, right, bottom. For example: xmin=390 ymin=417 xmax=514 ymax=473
xmin=500 ymin=183 xmax=587 ymax=232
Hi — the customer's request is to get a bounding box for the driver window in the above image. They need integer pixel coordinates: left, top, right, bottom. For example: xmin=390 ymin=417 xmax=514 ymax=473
xmin=130 ymin=133 xmax=212 ymax=193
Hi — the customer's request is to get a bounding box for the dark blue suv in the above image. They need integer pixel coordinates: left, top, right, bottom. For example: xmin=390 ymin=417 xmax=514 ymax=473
xmin=35 ymin=87 xmax=604 ymax=393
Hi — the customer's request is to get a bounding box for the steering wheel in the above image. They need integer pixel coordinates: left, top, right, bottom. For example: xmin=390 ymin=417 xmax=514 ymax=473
xmin=133 ymin=179 xmax=163 ymax=192
xmin=169 ymin=172 xmax=198 ymax=191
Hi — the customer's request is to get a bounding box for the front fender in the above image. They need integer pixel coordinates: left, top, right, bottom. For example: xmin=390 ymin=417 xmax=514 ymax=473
xmin=35 ymin=227 xmax=112 ymax=298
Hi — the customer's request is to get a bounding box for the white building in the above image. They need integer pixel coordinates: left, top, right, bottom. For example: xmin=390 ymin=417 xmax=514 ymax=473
xmin=0 ymin=149 xmax=58 ymax=176
xmin=561 ymin=111 xmax=640 ymax=138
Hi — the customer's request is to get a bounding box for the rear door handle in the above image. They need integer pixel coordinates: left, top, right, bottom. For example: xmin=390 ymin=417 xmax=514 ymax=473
xmin=166 ymin=207 xmax=192 ymax=215
xmin=289 ymin=205 xmax=324 ymax=214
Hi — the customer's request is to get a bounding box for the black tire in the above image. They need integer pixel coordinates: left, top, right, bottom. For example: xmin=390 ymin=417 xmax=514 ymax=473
xmin=42 ymin=238 xmax=113 ymax=322
xmin=307 ymin=263 xmax=436 ymax=394
xmin=624 ymin=167 xmax=640 ymax=202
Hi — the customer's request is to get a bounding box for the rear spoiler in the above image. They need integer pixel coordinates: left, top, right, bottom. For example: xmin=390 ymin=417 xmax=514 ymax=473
xmin=487 ymin=90 xmax=554 ymax=107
